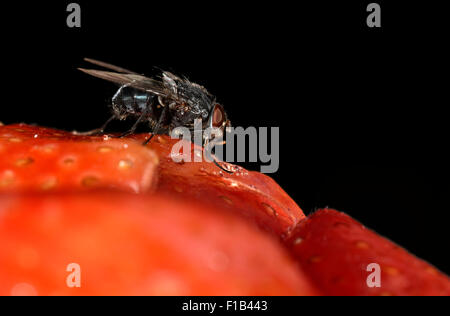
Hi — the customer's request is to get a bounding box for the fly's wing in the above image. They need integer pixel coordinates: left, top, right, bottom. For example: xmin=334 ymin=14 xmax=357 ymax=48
xmin=78 ymin=68 xmax=166 ymax=96
xmin=83 ymin=58 xmax=139 ymax=74
xmin=163 ymin=71 xmax=184 ymax=82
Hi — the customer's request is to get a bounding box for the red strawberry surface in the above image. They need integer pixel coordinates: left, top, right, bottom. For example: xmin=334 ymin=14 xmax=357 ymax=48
xmin=1 ymin=123 xmax=449 ymax=296
xmin=0 ymin=192 xmax=318 ymax=296
xmin=0 ymin=124 xmax=306 ymax=237
xmin=0 ymin=124 xmax=158 ymax=193
xmin=131 ymin=133 xmax=305 ymax=237
xmin=285 ymin=209 xmax=450 ymax=296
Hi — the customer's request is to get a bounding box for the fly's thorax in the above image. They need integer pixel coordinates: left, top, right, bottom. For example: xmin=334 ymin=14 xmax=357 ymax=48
xmin=168 ymin=103 xmax=203 ymax=129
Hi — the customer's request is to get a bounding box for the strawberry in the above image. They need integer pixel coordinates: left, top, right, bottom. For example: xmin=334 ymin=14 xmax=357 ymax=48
xmin=0 ymin=192 xmax=318 ymax=295
xmin=0 ymin=123 xmax=305 ymax=237
xmin=285 ymin=209 xmax=450 ymax=296
xmin=0 ymin=124 xmax=158 ymax=193
xmin=130 ymin=133 xmax=306 ymax=238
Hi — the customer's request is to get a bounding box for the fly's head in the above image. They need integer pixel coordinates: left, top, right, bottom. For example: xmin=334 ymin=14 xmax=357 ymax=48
xmin=203 ymin=103 xmax=231 ymax=145
xmin=165 ymin=74 xmax=230 ymax=144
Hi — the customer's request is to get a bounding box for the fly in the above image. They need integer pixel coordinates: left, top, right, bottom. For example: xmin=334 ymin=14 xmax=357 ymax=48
xmin=77 ymin=58 xmax=232 ymax=173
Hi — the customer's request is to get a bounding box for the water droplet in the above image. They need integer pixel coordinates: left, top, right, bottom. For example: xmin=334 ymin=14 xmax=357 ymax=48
xmin=293 ymin=237 xmax=303 ymax=245
xmin=194 ymin=150 xmax=202 ymax=159
xmin=118 ymin=159 xmax=133 ymax=170
xmin=157 ymin=136 xmax=167 ymax=144
xmin=33 ymin=134 xmax=38 ymax=139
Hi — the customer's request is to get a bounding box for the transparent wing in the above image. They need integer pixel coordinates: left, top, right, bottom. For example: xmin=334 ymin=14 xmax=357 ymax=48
xmin=83 ymin=58 xmax=139 ymax=74
xmin=78 ymin=68 xmax=166 ymax=96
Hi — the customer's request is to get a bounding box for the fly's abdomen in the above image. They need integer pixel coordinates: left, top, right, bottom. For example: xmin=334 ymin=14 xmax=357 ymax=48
xmin=112 ymin=87 xmax=152 ymax=117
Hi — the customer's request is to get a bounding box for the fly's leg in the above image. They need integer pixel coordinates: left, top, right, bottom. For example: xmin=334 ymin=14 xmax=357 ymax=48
xmin=203 ymin=138 xmax=234 ymax=174
xmin=142 ymin=105 xmax=169 ymax=146
xmin=74 ymin=83 xmax=132 ymax=136
xmin=73 ymin=115 xmax=116 ymax=136
xmin=114 ymin=109 xmax=149 ymax=138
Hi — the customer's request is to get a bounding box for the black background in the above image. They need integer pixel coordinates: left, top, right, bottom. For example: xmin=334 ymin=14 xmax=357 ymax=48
xmin=2 ymin=1 xmax=448 ymax=273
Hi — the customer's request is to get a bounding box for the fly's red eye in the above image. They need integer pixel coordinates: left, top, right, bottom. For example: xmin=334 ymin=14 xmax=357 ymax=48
xmin=212 ymin=105 xmax=225 ymax=128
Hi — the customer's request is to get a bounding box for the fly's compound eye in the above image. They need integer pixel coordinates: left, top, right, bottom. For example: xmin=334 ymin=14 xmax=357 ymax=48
xmin=211 ymin=104 xmax=226 ymax=128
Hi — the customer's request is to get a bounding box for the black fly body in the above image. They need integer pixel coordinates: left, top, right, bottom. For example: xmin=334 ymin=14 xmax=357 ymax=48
xmin=77 ymin=58 xmax=232 ymax=173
